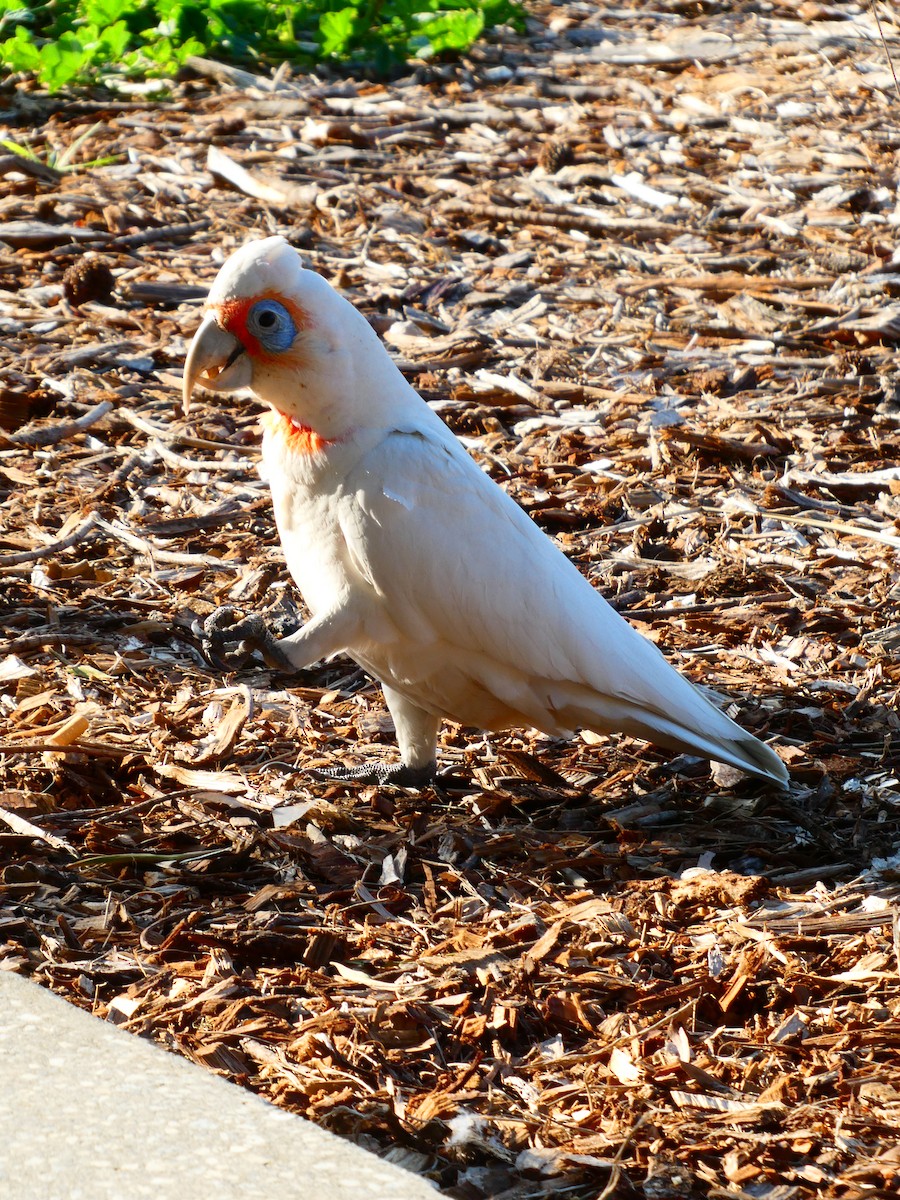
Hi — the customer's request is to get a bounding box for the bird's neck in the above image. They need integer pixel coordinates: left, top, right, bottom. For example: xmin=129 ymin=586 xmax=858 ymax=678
xmin=261 ymin=408 xmax=335 ymax=455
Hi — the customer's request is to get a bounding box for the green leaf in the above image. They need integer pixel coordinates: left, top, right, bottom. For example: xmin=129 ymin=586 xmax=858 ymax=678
xmin=0 ymin=25 xmax=42 ymax=71
xmin=0 ymin=0 xmax=526 ymax=87
xmin=408 ymin=9 xmax=482 ymax=57
xmin=81 ymin=0 xmax=133 ymax=24
xmin=38 ymin=31 xmax=90 ymax=91
xmin=318 ymin=7 xmax=357 ymax=57
xmin=137 ymin=35 xmax=175 ymax=65
xmin=169 ymin=3 xmax=212 ymax=43
xmin=1 ymin=136 xmax=40 ymax=161
xmin=99 ymin=19 xmax=131 ymax=57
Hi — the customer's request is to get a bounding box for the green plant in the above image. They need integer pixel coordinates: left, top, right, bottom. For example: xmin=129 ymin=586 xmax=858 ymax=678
xmin=2 ymin=122 xmax=119 ymax=170
xmin=0 ymin=0 xmax=524 ymax=92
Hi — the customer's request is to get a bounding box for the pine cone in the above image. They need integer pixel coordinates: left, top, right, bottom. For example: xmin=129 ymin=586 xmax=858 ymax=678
xmin=538 ymin=141 xmax=574 ymax=173
xmin=63 ymin=255 xmax=115 ymax=307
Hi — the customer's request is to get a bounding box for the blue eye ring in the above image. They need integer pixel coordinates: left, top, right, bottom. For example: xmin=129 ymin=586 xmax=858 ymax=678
xmin=246 ymin=299 xmax=297 ymax=352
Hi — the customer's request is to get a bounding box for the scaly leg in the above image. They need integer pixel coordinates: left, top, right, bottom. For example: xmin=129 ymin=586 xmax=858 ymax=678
xmin=310 ymin=684 xmax=441 ymax=787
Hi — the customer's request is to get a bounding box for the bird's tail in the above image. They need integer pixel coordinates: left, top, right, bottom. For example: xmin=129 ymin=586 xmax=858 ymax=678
xmin=555 ymin=685 xmax=788 ymax=786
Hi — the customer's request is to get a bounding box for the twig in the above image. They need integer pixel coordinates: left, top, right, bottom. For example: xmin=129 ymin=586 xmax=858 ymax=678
xmin=89 ymin=447 xmax=158 ymax=500
xmin=5 ymin=400 xmax=113 ymax=448
xmin=0 ymin=740 xmax=132 ymax=758
xmin=700 ymin=503 xmax=900 ymax=551
xmin=119 ymin=282 xmax=207 ymax=305
xmin=763 ymin=510 xmax=900 ymax=551
xmin=0 ymin=633 xmax=101 ymax=654
xmin=617 ymin=272 xmax=832 ymax=296
xmin=597 ymin=1115 xmax=648 ymax=1200
xmin=0 ymin=806 xmax=78 ymax=855
xmin=438 ymin=198 xmax=685 ymax=240
xmin=784 ymin=464 xmax=900 ymax=490
xmin=0 ymin=506 xmax=240 ymax=571
xmin=71 ymin=847 xmax=232 ymax=868
xmin=107 ymin=219 xmax=211 ymax=250
xmin=50 ymin=341 xmax=140 ymax=369
xmin=184 ymin=54 xmax=267 ymax=89
xmin=662 ymin=427 xmax=781 ymax=461
xmin=93 ymin=516 xmax=243 ymax=570
xmin=0 ymin=513 xmax=99 ymax=567
xmin=118 ymin=407 xmax=259 ymax=454
xmin=0 ymin=154 xmax=62 ymax=183
xmin=623 ymin=592 xmax=792 ymax=622
xmin=871 ymin=0 xmax=900 ymax=102
xmin=206 ymin=146 xmax=317 ymax=207
xmin=148 ymin=439 xmax=257 ymax=475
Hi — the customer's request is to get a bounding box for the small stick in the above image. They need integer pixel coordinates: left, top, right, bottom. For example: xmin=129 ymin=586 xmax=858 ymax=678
xmin=107 ymin=219 xmax=210 ymax=250
xmin=871 ymin=0 xmax=900 ymax=103
xmin=89 ymin=448 xmax=157 ymax=500
xmin=93 ymin=515 xmax=243 ymax=570
xmin=0 ymin=513 xmax=99 ymax=567
xmin=0 ymin=633 xmax=99 ymax=653
xmin=5 ymin=400 xmax=113 ymax=448
xmin=118 ymin=407 xmax=258 ymax=454
xmin=0 ymin=806 xmax=78 ymax=855
xmin=438 ymin=198 xmax=682 ymax=240
xmin=0 ymin=740 xmax=132 ymax=758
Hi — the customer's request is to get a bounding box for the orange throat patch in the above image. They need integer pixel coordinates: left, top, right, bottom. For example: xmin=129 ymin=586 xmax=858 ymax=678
xmin=261 ymin=409 xmax=333 ymax=456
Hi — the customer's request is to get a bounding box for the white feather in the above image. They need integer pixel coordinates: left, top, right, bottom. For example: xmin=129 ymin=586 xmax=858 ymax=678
xmin=193 ymin=237 xmax=788 ymax=786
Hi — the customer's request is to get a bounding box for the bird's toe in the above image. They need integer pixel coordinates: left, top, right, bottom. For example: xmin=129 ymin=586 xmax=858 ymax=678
xmin=198 ymin=607 xmax=293 ymax=672
xmin=307 ymin=760 xmax=437 ymax=788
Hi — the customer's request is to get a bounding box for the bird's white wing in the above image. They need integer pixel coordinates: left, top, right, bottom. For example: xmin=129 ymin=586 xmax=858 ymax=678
xmin=338 ymin=428 xmax=682 ymax=713
xmin=335 ymin=425 xmax=786 ymax=784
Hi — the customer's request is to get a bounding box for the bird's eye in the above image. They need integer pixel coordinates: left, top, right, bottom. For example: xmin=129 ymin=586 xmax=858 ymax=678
xmin=246 ymin=299 xmax=297 ymax=352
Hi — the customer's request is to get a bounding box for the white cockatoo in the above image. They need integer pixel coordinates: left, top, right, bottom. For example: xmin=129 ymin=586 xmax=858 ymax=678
xmin=183 ymin=237 xmax=788 ymax=789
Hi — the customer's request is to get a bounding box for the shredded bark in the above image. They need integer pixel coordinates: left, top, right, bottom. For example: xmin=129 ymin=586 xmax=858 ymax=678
xmin=2 ymin=4 xmax=900 ymax=1197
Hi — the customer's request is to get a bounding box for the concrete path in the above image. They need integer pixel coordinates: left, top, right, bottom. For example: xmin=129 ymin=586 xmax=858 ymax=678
xmin=0 ymin=970 xmax=437 ymax=1200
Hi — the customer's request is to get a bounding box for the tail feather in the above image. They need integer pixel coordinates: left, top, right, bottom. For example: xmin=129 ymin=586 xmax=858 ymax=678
xmin=555 ymin=685 xmax=788 ymax=786
xmin=728 ymin=734 xmax=789 ymax=786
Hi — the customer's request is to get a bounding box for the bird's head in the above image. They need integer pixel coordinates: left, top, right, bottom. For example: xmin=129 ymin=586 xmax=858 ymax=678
xmin=183 ymin=236 xmax=397 ymax=444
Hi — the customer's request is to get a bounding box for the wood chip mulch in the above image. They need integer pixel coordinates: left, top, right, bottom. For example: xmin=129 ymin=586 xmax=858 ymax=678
xmin=3 ymin=4 xmax=900 ymax=1196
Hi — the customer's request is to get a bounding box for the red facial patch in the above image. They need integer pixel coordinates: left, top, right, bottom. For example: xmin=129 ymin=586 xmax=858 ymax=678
xmin=215 ymin=292 xmax=309 ymax=361
xmin=261 ymin=409 xmax=333 ymax=456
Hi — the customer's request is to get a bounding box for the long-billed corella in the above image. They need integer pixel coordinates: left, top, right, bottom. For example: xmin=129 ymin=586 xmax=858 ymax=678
xmin=182 ymin=236 xmax=788 ymax=789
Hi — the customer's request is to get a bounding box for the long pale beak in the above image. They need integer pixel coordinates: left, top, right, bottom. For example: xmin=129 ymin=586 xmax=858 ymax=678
xmin=182 ymin=311 xmax=248 ymax=415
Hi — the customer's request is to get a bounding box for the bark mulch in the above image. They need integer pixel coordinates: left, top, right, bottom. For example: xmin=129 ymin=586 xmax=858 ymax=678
xmin=2 ymin=3 xmax=900 ymax=1196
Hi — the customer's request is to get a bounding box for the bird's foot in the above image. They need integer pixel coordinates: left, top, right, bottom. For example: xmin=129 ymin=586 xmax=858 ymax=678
xmin=308 ymin=760 xmax=437 ymax=788
xmin=198 ymin=606 xmax=295 ymax=672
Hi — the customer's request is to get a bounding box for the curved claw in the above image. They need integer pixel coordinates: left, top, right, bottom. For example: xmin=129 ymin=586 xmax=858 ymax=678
xmin=199 ymin=606 xmax=295 ymax=672
xmin=307 ymin=760 xmax=437 ymax=789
